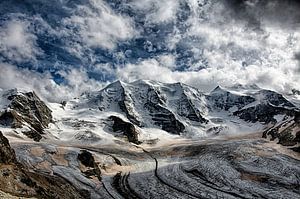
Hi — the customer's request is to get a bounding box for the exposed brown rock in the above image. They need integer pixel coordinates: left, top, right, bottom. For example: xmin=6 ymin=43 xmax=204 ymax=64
xmin=0 ymin=131 xmax=85 ymax=199
xmin=0 ymin=131 xmax=17 ymax=164
xmin=0 ymin=165 xmax=85 ymax=199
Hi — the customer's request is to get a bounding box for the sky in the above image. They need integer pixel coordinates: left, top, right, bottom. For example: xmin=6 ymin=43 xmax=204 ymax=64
xmin=0 ymin=0 xmax=300 ymax=102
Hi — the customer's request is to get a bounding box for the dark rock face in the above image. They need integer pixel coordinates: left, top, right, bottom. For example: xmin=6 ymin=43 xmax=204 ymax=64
xmin=292 ymin=89 xmax=300 ymax=95
xmin=109 ymin=116 xmax=140 ymax=144
xmin=0 ymin=131 xmax=17 ymax=164
xmin=177 ymin=92 xmax=208 ymax=123
xmin=144 ymin=86 xmax=185 ymax=134
xmin=233 ymin=104 xmax=288 ymax=124
xmin=78 ymin=150 xmax=95 ymax=168
xmin=78 ymin=150 xmax=101 ymax=182
xmin=150 ymin=109 xmax=185 ymax=135
xmin=231 ymin=90 xmax=296 ymax=124
xmin=208 ymin=86 xmax=256 ymax=111
xmin=258 ymin=90 xmax=295 ymax=108
xmin=8 ymin=91 xmax=53 ymax=128
xmin=0 ymin=110 xmax=23 ymax=128
xmin=262 ymin=111 xmax=300 ymax=147
xmin=22 ymin=130 xmax=43 ymax=142
xmin=206 ymin=126 xmax=229 ymax=135
xmin=0 ymin=90 xmax=53 ymax=141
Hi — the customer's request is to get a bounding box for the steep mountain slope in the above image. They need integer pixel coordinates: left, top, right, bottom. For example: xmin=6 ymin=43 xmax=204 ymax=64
xmin=79 ymin=80 xmax=207 ymax=135
xmin=207 ymin=85 xmax=300 ymax=148
xmin=74 ymin=80 xmax=299 ymax=145
xmin=0 ymin=89 xmax=53 ymax=141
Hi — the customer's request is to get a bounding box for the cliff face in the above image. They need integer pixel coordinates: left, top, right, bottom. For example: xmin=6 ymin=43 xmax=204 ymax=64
xmin=0 ymin=131 xmax=17 ymax=164
xmin=0 ymin=90 xmax=53 ymax=141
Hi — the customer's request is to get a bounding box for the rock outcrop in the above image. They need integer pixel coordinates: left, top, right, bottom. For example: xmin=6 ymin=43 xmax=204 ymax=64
xmin=109 ymin=116 xmax=140 ymax=144
xmin=0 ymin=131 xmax=17 ymax=164
xmin=263 ymin=111 xmax=300 ymax=147
xmin=78 ymin=150 xmax=101 ymax=181
xmin=208 ymin=86 xmax=256 ymax=111
xmin=0 ymin=131 xmax=85 ymax=199
xmin=0 ymin=90 xmax=53 ymax=141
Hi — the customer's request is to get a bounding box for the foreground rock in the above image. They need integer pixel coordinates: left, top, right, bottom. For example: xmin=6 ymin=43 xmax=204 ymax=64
xmin=0 ymin=132 xmax=17 ymax=164
xmin=0 ymin=131 xmax=85 ymax=199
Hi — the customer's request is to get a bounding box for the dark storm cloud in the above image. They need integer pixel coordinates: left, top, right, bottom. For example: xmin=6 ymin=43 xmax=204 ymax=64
xmin=224 ymin=0 xmax=300 ymax=29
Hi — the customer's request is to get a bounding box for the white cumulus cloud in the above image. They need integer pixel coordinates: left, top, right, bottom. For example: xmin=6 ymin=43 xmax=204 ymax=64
xmin=0 ymin=63 xmax=104 ymax=102
xmin=63 ymin=0 xmax=138 ymax=50
xmin=0 ymin=19 xmax=42 ymax=62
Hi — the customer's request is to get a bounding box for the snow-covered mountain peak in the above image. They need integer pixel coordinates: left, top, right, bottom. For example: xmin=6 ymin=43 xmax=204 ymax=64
xmin=0 ymin=80 xmax=299 ymax=148
xmin=0 ymin=88 xmax=38 ymax=110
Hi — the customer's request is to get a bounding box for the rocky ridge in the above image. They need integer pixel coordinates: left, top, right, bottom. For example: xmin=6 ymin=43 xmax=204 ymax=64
xmin=0 ymin=89 xmax=53 ymax=141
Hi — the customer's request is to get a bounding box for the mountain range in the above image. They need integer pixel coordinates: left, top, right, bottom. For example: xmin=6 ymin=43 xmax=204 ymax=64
xmin=0 ymin=80 xmax=299 ymax=149
xmin=0 ymin=80 xmax=300 ymax=198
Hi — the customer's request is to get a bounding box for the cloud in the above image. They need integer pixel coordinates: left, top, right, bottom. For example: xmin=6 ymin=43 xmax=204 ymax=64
xmin=224 ymin=0 xmax=300 ymax=29
xmin=0 ymin=63 xmax=104 ymax=103
xmin=63 ymin=0 xmax=138 ymax=50
xmin=1 ymin=0 xmax=300 ymax=98
xmin=117 ymin=59 xmax=175 ymax=83
xmin=117 ymin=56 xmax=300 ymax=93
xmin=129 ymin=0 xmax=180 ymax=24
xmin=0 ymin=19 xmax=42 ymax=62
